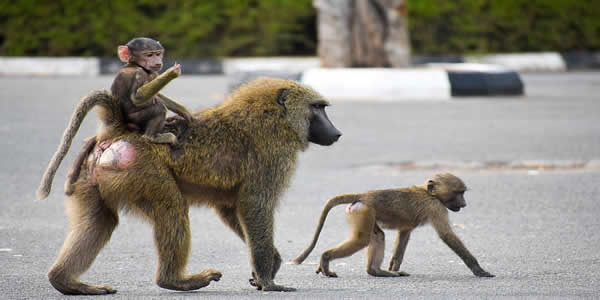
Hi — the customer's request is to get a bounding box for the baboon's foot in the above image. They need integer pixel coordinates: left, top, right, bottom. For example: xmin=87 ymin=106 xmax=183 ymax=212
xmin=367 ymin=268 xmax=410 ymax=277
xmin=144 ymin=132 xmax=177 ymax=144
xmin=262 ymin=284 xmax=296 ymax=292
xmin=157 ymin=268 xmax=222 ymax=291
xmin=249 ymin=275 xmax=295 ymax=292
xmin=256 ymin=281 xmax=296 ymax=292
xmin=316 ymin=265 xmax=337 ymax=278
xmin=49 ymin=276 xmax=116 ymax=295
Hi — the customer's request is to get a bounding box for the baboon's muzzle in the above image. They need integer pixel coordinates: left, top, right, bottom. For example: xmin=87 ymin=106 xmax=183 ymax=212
xmin=308 ymin=109 xmax=342 ymax=146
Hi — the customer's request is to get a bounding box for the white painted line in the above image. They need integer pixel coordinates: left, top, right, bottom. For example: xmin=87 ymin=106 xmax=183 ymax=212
xmin=301 ymin=68 xmax=451 ymax=101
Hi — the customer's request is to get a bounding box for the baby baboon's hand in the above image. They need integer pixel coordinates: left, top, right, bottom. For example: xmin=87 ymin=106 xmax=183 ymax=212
xmin=182 ymin=111 xmax=193 ymax=123
xmin=166 ymin=63 xmax=182 ymax=77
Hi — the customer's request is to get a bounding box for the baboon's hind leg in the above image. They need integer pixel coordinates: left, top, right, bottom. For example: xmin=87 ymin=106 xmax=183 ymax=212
xmin=149 ymin=181 xmax=222 ymax=291
xmin=366 ymin=225 xmax=405 ymax=277
xmin=317 ymin=202 xmax=375 ymax=277
xmin=47 ymin=187 xmax=118 ymax=295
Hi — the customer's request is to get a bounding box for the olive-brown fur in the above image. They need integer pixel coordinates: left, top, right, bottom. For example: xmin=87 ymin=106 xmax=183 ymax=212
xmin=44 ymin=77 xmax=340 ymax=294
xmin=291 ymin=173 xmax=494 ymax=278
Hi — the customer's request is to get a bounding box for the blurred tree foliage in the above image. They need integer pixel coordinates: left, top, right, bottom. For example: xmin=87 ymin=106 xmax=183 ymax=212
xmin=0 ymin=0 xmax=316 ymax=57
xmin=0 ymin=0 xmax=598 ymax=57
xmin=407 ymin=0 xmax=600 ymax=54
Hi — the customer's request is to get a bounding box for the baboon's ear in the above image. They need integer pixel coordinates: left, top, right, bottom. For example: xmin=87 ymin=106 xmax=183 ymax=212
xmin=276 ymin=88 xmax=288 ymax=111
xmin=427 ymin=180 xmax=436 ymax=195
xmin=118 ymin=45 xmax=131 ymax=63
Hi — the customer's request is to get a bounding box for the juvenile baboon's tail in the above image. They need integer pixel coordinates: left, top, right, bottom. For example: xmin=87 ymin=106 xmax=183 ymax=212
xmin=36 ymin=90 xmax=117 ymax=200
xmin=291 ymin=194 xmax=361 ymax=264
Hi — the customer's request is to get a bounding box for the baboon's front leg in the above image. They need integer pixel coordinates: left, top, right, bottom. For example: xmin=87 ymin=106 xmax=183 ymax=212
xmin=248 ymin=249 xmax=283 ymax=290
xmin=237 ymin=194 xmax=295 ymax=292
xmin=214 ymin=205 xmax=281 ymax=289
xmin=433 ymin=219 xmax=495 ymax=278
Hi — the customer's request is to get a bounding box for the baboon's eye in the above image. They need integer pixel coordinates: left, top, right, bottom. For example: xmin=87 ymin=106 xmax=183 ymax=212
xmin=276 ymin=89 xmax=288 ymax=108
xmin=311 ymin=103 xmax=327 ymax=109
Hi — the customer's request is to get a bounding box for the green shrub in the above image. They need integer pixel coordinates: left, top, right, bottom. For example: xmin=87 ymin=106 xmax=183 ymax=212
xmin=0 ymin=0 xmax=598 ymax=57
xmin=406 ymin=0 xmax=600 ymax=54
xmin=0 ymin=0 xmax=315 ymax=57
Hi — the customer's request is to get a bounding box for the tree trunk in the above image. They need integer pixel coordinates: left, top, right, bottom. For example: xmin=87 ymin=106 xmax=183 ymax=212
xmin=314 ymin=0 xmax=411 ymax=68
xmin=314 ymin=0 xmax=353 ymax=68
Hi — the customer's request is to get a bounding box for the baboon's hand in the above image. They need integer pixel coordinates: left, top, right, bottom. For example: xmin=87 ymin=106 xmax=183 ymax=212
xmin=182 ymin=111 xmax=193 ymax=123
xmin=249 ymin=272 xmax=260 ymax=289
xmin=388 ymin=258 xmax=401 ymax=271
xmin=392 ymin=270 xmax=410 ymax=276
xmin=166 ymin=63 xmax=182 ymax=77
xmin=316 ymin=266 xmax=337 ymax=278
xmin=473 ymin=268 xmax=495 ymax=277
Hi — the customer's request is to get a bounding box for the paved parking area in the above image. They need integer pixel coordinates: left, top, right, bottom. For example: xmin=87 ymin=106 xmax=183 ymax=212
xmin=1 ymin=72 xmax=599 ymax=298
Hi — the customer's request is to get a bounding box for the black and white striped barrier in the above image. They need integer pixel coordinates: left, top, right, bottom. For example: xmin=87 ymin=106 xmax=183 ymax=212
xmin=228 ymin=64 xmax=524 ymax=100
xmin=2 ymin=51 xmax=599 ymax=77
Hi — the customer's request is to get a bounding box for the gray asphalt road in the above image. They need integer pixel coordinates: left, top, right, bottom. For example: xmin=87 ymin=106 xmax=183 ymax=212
xmin=1 ymin=72 xmax=599 ymax=299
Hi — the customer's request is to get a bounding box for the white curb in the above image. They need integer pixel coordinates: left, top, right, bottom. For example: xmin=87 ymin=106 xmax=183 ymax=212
xmin=222 ymin=57 xmax=320 ymax=74
xmin=301 ymin=68 xmax=452 ymax=101
xmin=465 ymin=52 xmax=567 ymax=72
xmin=0 ymin=57 xmax=99 ymax=76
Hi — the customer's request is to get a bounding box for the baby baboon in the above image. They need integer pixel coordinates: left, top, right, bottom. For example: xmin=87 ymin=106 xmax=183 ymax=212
xmin=291 ymin=173 xmax=494 ymax=278
xmin=37 ymin=37 xmax=191 ymax=199
xmin=40 ymin=78 xmax=341 ymax=295
xmin=113 ymin=37 xmax=192 ymax=144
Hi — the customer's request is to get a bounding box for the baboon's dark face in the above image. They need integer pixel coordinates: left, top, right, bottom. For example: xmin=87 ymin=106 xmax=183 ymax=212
xmin=444 ymin=191 xmax=466 ymax=212
xmin=307 ymin=103 xmax=342 ymax=146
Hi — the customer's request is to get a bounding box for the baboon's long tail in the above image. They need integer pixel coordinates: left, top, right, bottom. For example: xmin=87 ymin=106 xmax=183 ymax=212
xmin=291 ymin=194 xmax=361 ymax=264
xmin=36 ymin=90 xmax=114 ymax=200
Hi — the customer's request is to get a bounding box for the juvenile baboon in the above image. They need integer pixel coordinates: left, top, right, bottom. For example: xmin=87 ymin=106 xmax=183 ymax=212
xmin=38 ymin=78 xmax=342 ymax=294
xmin=291 ymin=173 xmax=494 ymax=278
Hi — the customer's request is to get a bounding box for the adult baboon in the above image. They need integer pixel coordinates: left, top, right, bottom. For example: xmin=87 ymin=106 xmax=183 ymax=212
xmin=291 ymin=173 xmax=494 ymax=278
xmin=39 ymin=78 xmax=342 ymax=294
